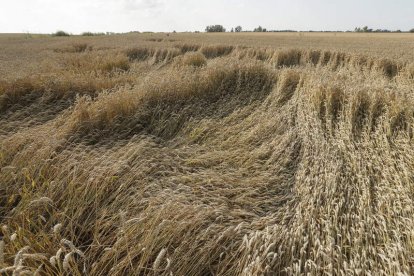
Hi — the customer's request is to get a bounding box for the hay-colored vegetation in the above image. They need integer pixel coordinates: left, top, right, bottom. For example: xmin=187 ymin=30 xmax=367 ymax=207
xmin=1 ymin=32 xmax=414 ymax=275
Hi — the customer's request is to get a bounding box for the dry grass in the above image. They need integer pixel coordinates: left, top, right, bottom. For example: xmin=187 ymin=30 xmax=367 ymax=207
xmin=67 ymin=59 xmax=274 ymax=139
xmin=201 ymin=45 xmax=235 ymax=59
xmin=174 ymin=43 xmax=201 ymax=53
xmin=176 ymin=52 xmax=207 ymax=67
xmin=1 ymin=33 xmax=414 ymax=275
xmin=54 ymin=43 xmax=91 ymax=53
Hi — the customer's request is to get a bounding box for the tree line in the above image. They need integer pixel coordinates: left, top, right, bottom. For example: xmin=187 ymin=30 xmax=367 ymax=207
xmin=205 ymin=25 xmax=267 ymax=33
xmin=354 ymin=26 xmax=412 ymax=33
xmin=205 ymin=25 xmax=414 ymax=33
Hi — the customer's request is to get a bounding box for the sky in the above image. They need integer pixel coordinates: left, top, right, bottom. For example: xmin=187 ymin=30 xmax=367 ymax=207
xmin=1 ymin=0 xmax=413 ymax=33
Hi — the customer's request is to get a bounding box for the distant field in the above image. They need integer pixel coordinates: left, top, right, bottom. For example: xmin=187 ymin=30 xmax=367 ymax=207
xmin=1 ymin=32 xmax=414 ymax=79
xmin=1 ymin=32 xmax=414 ymax=275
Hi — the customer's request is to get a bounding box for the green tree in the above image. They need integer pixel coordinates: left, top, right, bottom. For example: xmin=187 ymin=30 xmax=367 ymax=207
xmin=254 ymin=26 xmax=266 ymax=32
xmin=205 ymin=25 xmax=226 ymax=32
xmin=52 ymin=30 xmax=70 ymax=37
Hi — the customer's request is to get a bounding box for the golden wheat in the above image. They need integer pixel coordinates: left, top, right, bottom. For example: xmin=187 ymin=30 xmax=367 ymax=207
xmin=1 ymin=32 xmax=414 ymax=275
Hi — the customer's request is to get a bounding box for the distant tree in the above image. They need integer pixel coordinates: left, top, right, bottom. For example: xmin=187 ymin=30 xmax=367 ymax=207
xmin=254 ymin=26 xmax=266 ymax=32
xmin=235 ymin=26 xmax=242 ymax=32
xmin=52 ymin=30 xmax=70 ymax=37
xmin=355 ymin=26 xmax=372 ymax=33
xmin=373 ymin=29 xmax=391 ymax=33
xmin=205 ymin=25 xmax=226 ymax=32
xmin=254 ymin=26 xmax=262 ymax=32
xmin=410 ymin=28 xmax=414 ymax=33
xmin=362 ymin=26 xmax=372 ymax=32
xmin=395 ymin=30 xmax=402 ymax=33
xmin=81 ymin=32 xmax=105 ymax=36
xmin=231 ymin=28 xmax=234 ymax=32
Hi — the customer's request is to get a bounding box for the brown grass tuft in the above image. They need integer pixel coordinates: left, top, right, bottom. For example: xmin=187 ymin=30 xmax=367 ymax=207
xmin=374 ymin=59 xmax=400 ymax=78
xmin=126 ymin=47 xmax=154 ymax=61
xmin=350 ymin=90 xmax=371 ymax=136
xmin=174 ymin=43 xmax=201 ymax=53
xmin=178 ymin=52 xmax=207 ymax=67
xmin=201 ymin=45 xmax=234 ymax=59
xmin=277 ymin=70 xmax=301 ymax=104
xmin=55 ymin=43 xmax=91 ymax=53
xmin=152 ymin=48 xmax=182 ymax=64
xmin=273 ymin=49 xmax=302 ymax=67
xmin=304 ymin=50 xmax=322 ymax=65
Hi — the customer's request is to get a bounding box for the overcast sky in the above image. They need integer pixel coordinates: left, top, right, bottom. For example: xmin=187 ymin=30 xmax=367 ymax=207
xmin=1 ymin=0 xmax=413 ymax=33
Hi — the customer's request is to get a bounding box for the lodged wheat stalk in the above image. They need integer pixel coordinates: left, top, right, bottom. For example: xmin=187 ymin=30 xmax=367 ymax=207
xmin=1 ymin=33 xmax=414 ymax=275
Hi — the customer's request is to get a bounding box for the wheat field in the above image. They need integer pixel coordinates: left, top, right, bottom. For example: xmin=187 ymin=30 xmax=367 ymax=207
xmin=1 ymin=32 xmax=414 ymax=275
